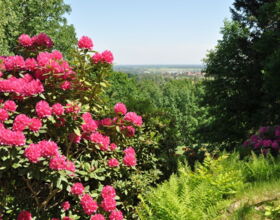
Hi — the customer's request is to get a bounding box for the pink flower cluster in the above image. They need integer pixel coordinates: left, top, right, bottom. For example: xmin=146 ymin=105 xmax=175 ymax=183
xmin=90 ymin=132 xmax=110 ymax=151
xmin=124 ymin=112 xmax=143 ymax=127
xmin=81 ymin=112 xmax=98 ymax=133
xmin=71 ymin=182 xmax=85 ymax=195
xmin=35 ymin=51 xmax=74 ymax=80
xmin=18 ymin=33 xmax=53 ymax=48
xmin=100 ymin=186 xmax=123 ymax=219
xmin=78 ymin=36 xmax=94 ymax=50
xmin=244 ymin=125 xmax=280 ymax=154
xmin=36 ymin=100 xmax=52 ymax=118
xmin=123 ymin=147 xmax=137 ymax=166
xmin=70 ymin=183 xmax=123 ymax=219
xmin=13 ymin=114 xmax=42 ymax=132
xmin=108 ymin=158 xmax=119 ymax=168
xmin=0 ymin=74 xmax=44 ymax=97
xmin=92 ymin=50 xmax=114 ymax=64
xmin=24 ymin=140 xmax=75 ymax=172
xmin=80 ymin=194 xmax=99 ymax=215
xmin=114 ymin=103 xmax=127 ymax=115
xmin=17 ymin=210 xmax=32 ymax=220
xmin=61 ymin=201 xmax=71 ymax=211
xmin=0 ymin=124 xmax=26 ymax=146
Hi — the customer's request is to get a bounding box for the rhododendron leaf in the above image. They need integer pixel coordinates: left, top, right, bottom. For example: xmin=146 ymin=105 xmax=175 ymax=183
xmin=39 ymin=94 xmax=46 ymax=99
xmin=74 ymin=128 xmax=81 ymax=136
xmin=100 ymin=82 xmax=107 ymax=88
xmin=12 ymin=163 xmax=21 ymax=169
xmin=84 ymin=162 xmax=91 ymax=171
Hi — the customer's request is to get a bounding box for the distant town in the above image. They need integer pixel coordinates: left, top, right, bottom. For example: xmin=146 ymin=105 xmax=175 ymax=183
xmin=114 ymin=64 xmax=205 ymax=78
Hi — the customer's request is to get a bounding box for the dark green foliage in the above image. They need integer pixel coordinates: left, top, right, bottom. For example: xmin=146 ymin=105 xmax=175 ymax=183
xmin=202 ymin=0 xmax=280 ymax=149
xmin=0 ymin=0 xmax=76 ymax=55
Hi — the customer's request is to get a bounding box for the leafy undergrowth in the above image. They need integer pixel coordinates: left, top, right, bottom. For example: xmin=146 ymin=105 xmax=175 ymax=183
xmin=136 ymin=153 xmax=280 ymax=220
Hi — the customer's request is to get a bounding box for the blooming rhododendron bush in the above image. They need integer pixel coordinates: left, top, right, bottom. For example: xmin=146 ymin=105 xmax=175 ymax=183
xmin=0 ymin=34 xmax=160 ymax=219
xmin=243 ymin=125 xmax=280 ymax=155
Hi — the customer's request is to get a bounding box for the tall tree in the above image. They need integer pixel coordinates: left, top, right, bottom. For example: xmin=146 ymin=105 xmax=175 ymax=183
xmin=202 ymin=0 xmax=280 ymax=148
xmin=0 ymin=0 xmax=76 ymax=55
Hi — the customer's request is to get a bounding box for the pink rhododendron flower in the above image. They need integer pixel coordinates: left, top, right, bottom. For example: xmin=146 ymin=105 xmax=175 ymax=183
xmin=272 ymin=141 xmax=279 ymax=149
xmin=52 ymin=103 xmax=64 ymax=116
xmin=35 ymin=51 xmax=73 ymax=80
xmin=0 ymin=109 xmax=9 ymax=122
xmin=52 ymin=50 xmax=63 ymax=60
xmin=3 ymin=100 xmax=17 ymax=112
xmin=82 ymin=112 xmax=93 ymax=122
xmin=91 ymin=50 xmax=114 ymax=64
xmin=81 ymin=120 xmax=98 ymax=133
xmin=36 ymin=100 xmax=52 ymax=118
xmin=0 ymin=75 xmax=44 ymax=97
xmin=123 ymin=147 xmax=137 ymax=166
xmin=32 ymin=33 xmax=53 ymax=48
xmin=4 ymin=56 xmax=25 ymax=71
xmin=109 ymin=210 xmax=124 ymax=220
xmin=17 ymin=210 xmax=32 ymax=220
xmin=123 ymin=154 xmax=137 ymax=166
xmin=90 ymin=214 xmax=106 ymax=220
xmin=109 ymin=143 xmax=117 ymax=151
xmin=262 ymin=139 xmax=272 ymax=147
xmin=90 ymin=132 xmax=110 ymax=151
xmin=71 ymin=183 xmax=85 ymax=195
xmin=102 ymin=50 xmax=114 ymax=63
xmin=81 ymin=112 xmax=98 ymax=132
xmin=25 ymin=58 xmax=37 ymax=71
xmin=124 ymin=147 xmax=136 ymax=155
xmin=62 ymin=217 xmax=73 ymax=220
xmin=39 ymin=140 xmax=59 ymax=157
xmin=61 ymin=201 xmax=71 ymax=211
xmin=0 ymin=127 xmax=26 ymax=146
xmin=101 ymin=197 xmax=116 ymax=212
xmin=29 ymin=118 xmax=42 ymax=132
xmin=78 ymin=36 xmax=94 ymax=50
xmin=114 ymin=102 xmax=127 ymax=115
xmin=80 ymin=194 xmax=98 ymax=215
xmin=60 ymin=81 xmax=71 ymax=90
xmin=275 ymin=127 xmax=280 ymax=136
xmin=24 ymin=144 xmax=42 ymax=163
xmin=49 ymin=155 xmax=75 ymax=172
xmin=121 ymin=126 xmax=135 ymax=137
xmin=101 ymin=186 xmax=116 ymax=199
xmin=108 ymin=158 xmax=119 ymax=167
xmin=18 ymin=34 xmax=33 ymax=47
xmin=124 ymin=112 xmax=143 ymax=127
xmin=100 ymin=118 xmax=113 ymax=126
xmin=13 ymin=114 xmax=31 ymax=131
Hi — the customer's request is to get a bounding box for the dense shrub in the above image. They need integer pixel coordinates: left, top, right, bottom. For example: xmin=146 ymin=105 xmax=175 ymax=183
xmin=0 ymin=34 xmax=160 ymax=219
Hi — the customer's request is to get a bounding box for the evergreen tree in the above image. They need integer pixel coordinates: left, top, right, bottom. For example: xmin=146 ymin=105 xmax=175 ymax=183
xmin=202 ymin=0 xmax=280 ymax=148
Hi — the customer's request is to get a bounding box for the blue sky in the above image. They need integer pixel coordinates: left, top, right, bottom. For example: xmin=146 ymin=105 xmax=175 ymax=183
xmin=64 ymin=0 xmax=234 ymax=65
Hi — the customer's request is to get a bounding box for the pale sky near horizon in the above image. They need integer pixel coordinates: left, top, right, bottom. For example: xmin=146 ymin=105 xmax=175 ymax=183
xmin=64 ymin=0 xmax=234 ymax=65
